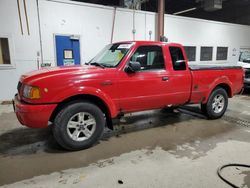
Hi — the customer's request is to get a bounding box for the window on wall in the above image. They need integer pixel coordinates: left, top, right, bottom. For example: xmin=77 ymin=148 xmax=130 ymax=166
xmin=200 ymin=46 xmax=213 ymax=61
xmin=184 ymin=46 xmax=196 ymax=61
xmin=216 ymin=47 xmax=228 ymax=60
xmin=0 ymin=38 xmax=11 ymax=65
xmin=130 ymin=45 xmax=165 ymax=71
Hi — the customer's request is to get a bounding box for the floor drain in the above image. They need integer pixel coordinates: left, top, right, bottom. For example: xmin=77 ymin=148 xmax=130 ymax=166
xmin=222 ymin=115 xmax=250 ymax=128
xmin=118 ymin=180 xmax=124 ymax=184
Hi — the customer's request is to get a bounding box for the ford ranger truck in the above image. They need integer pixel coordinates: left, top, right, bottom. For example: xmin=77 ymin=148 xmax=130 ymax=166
xmin=13 ymin=41 xmax=244 ymax=150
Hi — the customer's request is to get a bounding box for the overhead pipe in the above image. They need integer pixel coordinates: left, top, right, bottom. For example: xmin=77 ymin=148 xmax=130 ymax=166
xmin=157 ymin=0 xmax=165 ymax=41
xmin=36 ymin=0 xmax=43 ymax=69
xmin=23 ymin=0 xmax=30 ymax=35
xmin=110 ymin=7 xmax=117 ymax=43
xmin=17 ymin=0 xmax=24 ymax=35
xmin=132 ymin=8 xmax=135 ymax=40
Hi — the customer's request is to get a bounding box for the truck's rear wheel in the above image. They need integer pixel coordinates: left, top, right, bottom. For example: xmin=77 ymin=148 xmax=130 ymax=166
xmin=52 ymin=101 xmax=105 ymax=150
xmin=201 ymin=87 xmax=228 ymax=119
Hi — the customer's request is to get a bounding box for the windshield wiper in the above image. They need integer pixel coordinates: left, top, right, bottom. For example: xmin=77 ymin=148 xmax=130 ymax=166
xmin=100 ymin=63 xmax=115 ymax=68
xmin=86 ymin=62 xmax=105 ymax=68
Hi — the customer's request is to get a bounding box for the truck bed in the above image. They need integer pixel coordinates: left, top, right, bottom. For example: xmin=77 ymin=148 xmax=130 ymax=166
xmin=189 ymin=64 xmax=242 ymax=71
xmin=188 ymin=64 xmax=243 ymax=104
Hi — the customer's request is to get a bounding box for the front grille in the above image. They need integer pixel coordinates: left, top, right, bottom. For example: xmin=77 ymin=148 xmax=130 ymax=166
xmin=245 ymin=68 xmax=250 ymax=79
xmin=17 ymin=81 xmax=22 ymax=93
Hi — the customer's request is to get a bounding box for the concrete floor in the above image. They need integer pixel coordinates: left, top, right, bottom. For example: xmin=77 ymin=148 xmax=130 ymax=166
xmin=0 ymin=92 xmax=250 ymax=187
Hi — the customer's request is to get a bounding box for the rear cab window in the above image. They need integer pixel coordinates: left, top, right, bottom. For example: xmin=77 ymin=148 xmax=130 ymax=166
xmin=169 ymin=47 xmax=187 ymax=71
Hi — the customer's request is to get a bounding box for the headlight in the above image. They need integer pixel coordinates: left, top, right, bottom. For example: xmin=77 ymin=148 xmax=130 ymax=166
xmin=23 ymin=85 xmax=41 ymax=99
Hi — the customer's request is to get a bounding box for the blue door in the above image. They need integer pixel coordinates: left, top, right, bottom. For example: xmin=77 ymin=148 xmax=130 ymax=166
xmin=55 ymin=35 xmax=80 ymax=66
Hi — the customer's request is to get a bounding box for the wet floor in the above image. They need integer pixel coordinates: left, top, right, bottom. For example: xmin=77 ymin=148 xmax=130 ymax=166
xmin=0 ymin=108 xmax=244 ymax=185
xmin=0 ymin=93 xmax=250 ymax=186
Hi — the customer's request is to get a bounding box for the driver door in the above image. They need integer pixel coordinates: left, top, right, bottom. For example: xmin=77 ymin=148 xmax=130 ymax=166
xmin=117 ymin=45 xmax=171 ymax=112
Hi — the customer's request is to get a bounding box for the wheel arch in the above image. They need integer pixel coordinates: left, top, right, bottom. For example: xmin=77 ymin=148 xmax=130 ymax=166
xmin=203 ymin=82 xmax=232 ymax=104
xmin=214 ymin=83 xmax=232 ymax=98
xmin=49 ymin=94 xmax=114 ymax=130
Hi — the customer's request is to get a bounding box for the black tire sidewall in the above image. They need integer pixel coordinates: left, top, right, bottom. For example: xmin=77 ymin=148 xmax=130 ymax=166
xmin=206 ymin=88 xmax=228 ymax=119
xmin=53 ymin=102 xmax=105 ymax=150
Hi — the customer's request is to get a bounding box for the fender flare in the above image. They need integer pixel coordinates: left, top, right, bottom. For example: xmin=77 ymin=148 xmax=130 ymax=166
xmin=52 ymin=86 xmax=119 ymax=118
xmin=203 ymin=76 xmax=233 ymax=104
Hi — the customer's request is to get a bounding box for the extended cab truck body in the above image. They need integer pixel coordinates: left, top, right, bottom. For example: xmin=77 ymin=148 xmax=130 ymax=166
xmin=14 ymin=41 xmax=244 ymax=150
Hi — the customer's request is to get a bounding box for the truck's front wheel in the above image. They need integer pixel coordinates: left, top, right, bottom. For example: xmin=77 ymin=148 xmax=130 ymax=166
xmin=201 ymin=87 xmax=228 ymax=119
xmin=52 ymin=101 xmax=105 ymax=150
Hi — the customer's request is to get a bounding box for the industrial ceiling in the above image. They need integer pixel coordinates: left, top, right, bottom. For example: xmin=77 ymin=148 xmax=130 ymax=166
xmin=73 ymin=0 xmax=250 ymax=25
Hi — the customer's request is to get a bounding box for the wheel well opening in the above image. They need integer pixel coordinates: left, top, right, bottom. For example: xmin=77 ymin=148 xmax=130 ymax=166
xmin=216 ymin=83 xmax=232 ymax=98
xmin=49 ymin=94 xmax=113 ymax=129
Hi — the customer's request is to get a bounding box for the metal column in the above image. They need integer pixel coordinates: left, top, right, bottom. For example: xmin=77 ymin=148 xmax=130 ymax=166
xmin=157 ymin=0 xmax=165 ymax=41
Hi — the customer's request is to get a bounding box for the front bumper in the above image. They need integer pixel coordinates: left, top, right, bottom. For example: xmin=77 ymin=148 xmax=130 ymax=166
xmin=13 ymin=94 xmax=57 ymax=128
xmin=244 ymin=78 xmax=250 ymax=88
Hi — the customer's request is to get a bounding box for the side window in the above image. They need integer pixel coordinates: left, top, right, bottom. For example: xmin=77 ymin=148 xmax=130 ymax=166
xmin=169 ymin=47 xmax=186 ymax=71
xmin=130 ymin=45 xmax=165 ymax=71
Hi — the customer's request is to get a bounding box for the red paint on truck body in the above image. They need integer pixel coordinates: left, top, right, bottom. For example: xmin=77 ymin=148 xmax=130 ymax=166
xmin=14 ymin=41 xmax=244 ymax=128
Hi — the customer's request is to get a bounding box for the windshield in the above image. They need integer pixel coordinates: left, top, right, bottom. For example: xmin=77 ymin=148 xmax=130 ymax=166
xmin=239 ymin=51 xmax=250 ymax=63
xmin=88 ymin=43 xmax=133 ymax=68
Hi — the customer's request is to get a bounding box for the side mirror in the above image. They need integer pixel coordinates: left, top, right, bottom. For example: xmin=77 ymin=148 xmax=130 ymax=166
xmin=125 ymin=61 xmax=141 ymax=73
xmin=174 ymin=60 xmax=186 ymax=70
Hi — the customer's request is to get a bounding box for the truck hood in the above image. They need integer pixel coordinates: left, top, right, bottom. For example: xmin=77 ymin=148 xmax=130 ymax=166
xmin=21 ymin=65 xmax=110 ymax=83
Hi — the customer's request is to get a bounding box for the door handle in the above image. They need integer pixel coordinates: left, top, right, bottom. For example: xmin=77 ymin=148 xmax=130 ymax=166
xmin=162 ymin=76 xmax=169 ymax=81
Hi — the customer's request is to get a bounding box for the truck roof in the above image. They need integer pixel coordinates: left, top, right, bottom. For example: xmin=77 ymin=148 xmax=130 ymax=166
xmin=114 ymin=40 xmax=182 ymax=47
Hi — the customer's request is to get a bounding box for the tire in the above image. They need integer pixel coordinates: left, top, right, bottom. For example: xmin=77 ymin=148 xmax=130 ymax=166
xmin=52 ymin=101 xmax=105 ymax=151
xmin=200 ymin=87 xmax=228 ymax=119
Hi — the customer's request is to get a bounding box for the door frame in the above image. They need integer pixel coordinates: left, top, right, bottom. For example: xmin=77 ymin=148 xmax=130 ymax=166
xmin=53 ymin=33 xmax=82 ymax=66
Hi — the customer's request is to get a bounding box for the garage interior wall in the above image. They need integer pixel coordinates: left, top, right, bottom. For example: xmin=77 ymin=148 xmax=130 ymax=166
xmin=0 ymin=0 xmax=41 ymax=101
xmin=0 ymin=0 xmax=250 ymax=100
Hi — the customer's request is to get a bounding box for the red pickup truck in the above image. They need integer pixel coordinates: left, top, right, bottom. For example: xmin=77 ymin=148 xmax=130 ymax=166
xmin=14 ymin=41 xmax=243 ymax=150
